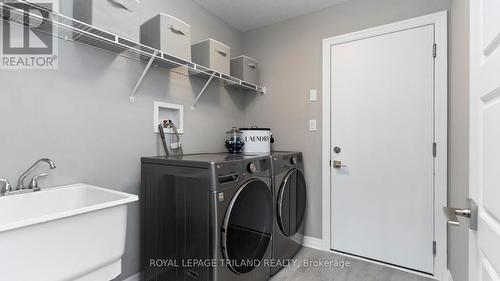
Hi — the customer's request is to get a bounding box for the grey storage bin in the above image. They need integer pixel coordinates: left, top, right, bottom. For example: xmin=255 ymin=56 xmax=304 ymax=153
xmin=73 ymin=0 xmax=141 ymax=42
xmin=191 ymin=38 xmax=230 ymax=75
xmin=230 ymin=55 xmax=259 ymax=85
xmin=140 ymin=14 xmax=191 ymax=62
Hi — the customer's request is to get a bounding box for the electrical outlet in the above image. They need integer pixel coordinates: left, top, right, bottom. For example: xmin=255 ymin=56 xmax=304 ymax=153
xmin=309 ymin=120 xmax=317 ymax=131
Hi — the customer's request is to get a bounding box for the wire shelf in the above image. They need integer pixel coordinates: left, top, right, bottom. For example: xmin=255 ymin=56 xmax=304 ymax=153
xmin=0 ymin=0 xmax=265 ymax=98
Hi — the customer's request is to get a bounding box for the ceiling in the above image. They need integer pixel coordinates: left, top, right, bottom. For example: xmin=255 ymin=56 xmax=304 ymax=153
xmin=192 ymin=0 xmax=349 ymax=32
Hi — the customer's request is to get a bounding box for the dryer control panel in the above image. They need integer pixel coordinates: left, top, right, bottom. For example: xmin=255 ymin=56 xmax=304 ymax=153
xmin=215 ymin=157 xmax=271 ymax=188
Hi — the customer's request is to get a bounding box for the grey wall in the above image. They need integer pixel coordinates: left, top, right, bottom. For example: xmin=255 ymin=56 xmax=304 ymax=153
xmin=0 ymin=0 xmax=246 ymax=279
xmin=1 ymin=0 xmax=470 ymax=279
xmin=448 ymin=1 xmax=470 ymax=281
xmin=242 ymin=0 xmax=451 ymax=239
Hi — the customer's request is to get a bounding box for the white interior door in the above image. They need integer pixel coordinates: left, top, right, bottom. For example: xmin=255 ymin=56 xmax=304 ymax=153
xmin=330 ymin=25 xmax=436 ymax=274
xmin=469 ymin=0 xmax=500 ymax=280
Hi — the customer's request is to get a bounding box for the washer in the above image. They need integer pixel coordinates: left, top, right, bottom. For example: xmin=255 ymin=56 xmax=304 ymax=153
xmin=141 ymin=153 xmax=273 ymax=281
xmin=270 ymin=151 xmax=307 ymax=276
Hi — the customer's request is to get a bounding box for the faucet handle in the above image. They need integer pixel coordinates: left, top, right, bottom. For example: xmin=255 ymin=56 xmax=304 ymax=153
xmin=30 ymin=173 xmax=48 ymax=192
xmin=0 ymin=178 xmax=12 ymax=196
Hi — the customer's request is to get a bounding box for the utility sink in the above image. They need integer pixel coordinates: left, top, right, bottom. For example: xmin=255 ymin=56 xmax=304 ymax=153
xmin=0 ymin=183 xmax=138 ymax=281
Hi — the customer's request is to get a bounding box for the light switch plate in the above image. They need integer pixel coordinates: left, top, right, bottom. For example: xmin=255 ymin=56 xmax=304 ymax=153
xmin=309 ymin=89 xmax=318 ymax=102
xmin=309 ymin=119 xmax=317 ymax=131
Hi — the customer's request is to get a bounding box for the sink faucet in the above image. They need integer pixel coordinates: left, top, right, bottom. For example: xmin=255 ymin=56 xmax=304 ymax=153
xmin=17 ymin=158 xmax=56 ymax=190
xmin=0 ymin=178 xmax=12 ymax=196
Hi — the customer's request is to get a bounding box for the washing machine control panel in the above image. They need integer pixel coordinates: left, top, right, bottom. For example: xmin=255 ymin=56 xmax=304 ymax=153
xmin=215 ymin=157 xmax=270 ymax=185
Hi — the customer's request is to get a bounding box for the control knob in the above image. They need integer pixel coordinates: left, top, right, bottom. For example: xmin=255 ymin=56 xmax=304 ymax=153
xmin=248 ymin=162 xmax=257 ymax=173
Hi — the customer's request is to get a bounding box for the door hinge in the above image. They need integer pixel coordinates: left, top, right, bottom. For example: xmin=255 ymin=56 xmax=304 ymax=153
xmin=433 ymin=43 xmax=437 ymax=58
xmin=432 ymin=142 xmax=437 ymax=157
xmin=329 ymin=160 xmax=332 ymax=167
xmin=433 ymin=241 xmax=437 ymax=255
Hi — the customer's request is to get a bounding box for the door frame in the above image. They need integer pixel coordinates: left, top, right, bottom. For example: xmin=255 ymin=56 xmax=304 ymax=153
xmin=321 ymin=11 xmax=448 ymax=280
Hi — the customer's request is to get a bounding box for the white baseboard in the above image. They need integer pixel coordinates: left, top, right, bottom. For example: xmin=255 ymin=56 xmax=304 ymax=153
xmin=446 ymin=270 xmax=454 ymax=281
xmin=302 ymin=235 xmax=323 ymax=251
xmin=122 ymin=272 xmax=141 ymax=281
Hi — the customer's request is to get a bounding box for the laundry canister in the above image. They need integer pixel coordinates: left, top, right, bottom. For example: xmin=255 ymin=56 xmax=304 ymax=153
xmin=240 ymin=127 xmax=273 ymax=154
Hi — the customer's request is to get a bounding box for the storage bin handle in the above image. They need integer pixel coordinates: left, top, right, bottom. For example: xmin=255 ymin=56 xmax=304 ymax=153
xmin=107 ymin=0 xmax=136 ymax=12
xmin=216 ymin=49 xmax=228 ymax=57
xmin=169 ymin=25 xmax=186 ymax=36
xmin=247 ymin=63 xmax=256 ymax=69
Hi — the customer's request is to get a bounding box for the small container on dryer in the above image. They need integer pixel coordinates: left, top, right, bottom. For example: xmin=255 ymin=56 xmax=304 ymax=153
xmin=240 ymin=126 xmax=272 ymax=154
xmin=225 ymin=127 xmax=245 ymax=153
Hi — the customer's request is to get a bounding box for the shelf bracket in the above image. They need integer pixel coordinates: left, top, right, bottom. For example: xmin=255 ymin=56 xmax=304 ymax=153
xmin=191 ymin=72 xmax=216 ymax=110
xmin=130 ymin=50 xmax=160 ymax=102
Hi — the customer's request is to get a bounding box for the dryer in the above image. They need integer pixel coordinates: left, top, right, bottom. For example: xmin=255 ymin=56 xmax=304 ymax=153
xmin=270 ymin=151 xmax=307 ymax=276
xmin=141 ymin=153 xmax=273 ymax=281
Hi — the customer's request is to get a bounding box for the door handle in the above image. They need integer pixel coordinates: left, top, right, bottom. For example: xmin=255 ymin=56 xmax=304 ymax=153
xmin=443 ymin=198 xmax=478 ymax=230
xmin=333 ymin=160 xmax=347 ymax=169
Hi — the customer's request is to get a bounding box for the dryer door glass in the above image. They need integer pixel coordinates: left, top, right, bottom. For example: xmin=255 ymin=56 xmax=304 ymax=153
xmin=277 ymin=168 xmax=307 ymax=237
xmin=222 ymin=179 xmax=273 ymax=274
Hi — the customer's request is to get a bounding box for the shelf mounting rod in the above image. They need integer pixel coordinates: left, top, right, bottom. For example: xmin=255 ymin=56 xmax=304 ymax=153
xmin=191 ymin=72 xmax=216 ymax=110
xmin=130 ymin=50 xmax=160 ymax=101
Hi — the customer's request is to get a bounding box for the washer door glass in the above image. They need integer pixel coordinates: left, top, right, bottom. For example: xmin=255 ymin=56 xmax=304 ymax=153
xmin=277 ymin=168 xmax=307 ymax=237
xmin=222 ymin=179 xmax=273 ymax=274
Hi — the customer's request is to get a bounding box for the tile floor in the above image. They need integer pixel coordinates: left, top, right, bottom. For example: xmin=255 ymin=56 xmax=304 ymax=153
xmin=269 ymin=247 xmax=434 ymax=281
